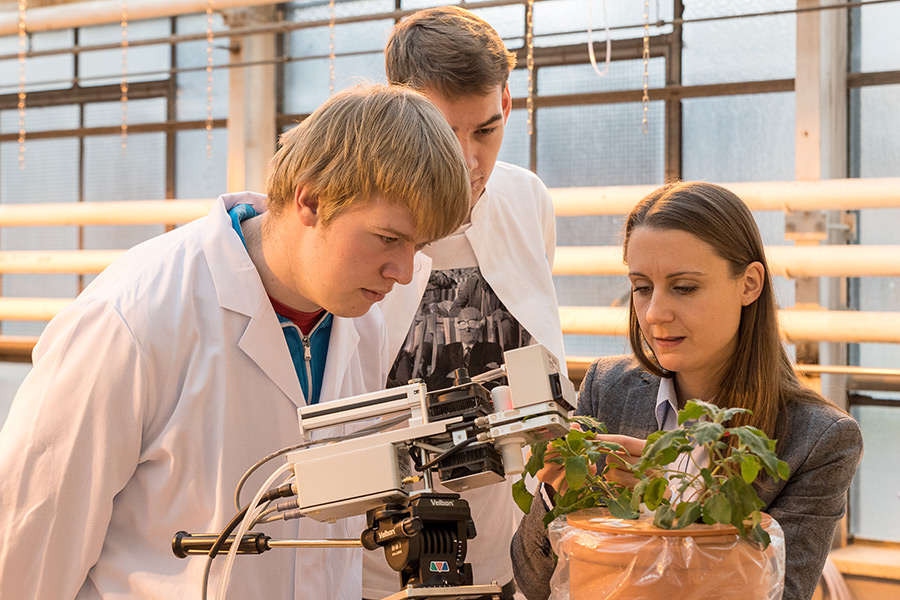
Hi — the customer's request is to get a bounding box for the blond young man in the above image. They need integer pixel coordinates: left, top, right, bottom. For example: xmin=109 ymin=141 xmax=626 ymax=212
xmin=373 ymin=7 xmax=566 ymax=599
xmin=0 ymin=85 xmax=469 ymax=600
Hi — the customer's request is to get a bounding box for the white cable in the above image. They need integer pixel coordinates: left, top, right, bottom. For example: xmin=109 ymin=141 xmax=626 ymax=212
xmin=215 ymin=460 xmax=295 ymax=600
xmin=587 ymin=0 xmax=611 ymax=77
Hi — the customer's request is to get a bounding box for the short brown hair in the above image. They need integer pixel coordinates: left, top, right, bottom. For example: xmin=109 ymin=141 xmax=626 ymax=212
xmin=266 ymin=84 xmax=470 ymax=242
xmin=385 ymin=5 xmax=517 ymax=97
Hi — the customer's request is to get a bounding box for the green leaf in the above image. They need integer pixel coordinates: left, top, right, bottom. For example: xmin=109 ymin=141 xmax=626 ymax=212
xmin=731 ymin=426 xmax=781 ymax=475
xmin=645 ymin=430 xmax=665 ymax=445
xmin=643 ymin=477 xmax=668 ymax=511
xmin=700 ymin=467 xmax=715 ymax=489
xmin=690 ymin=421 xmax=725 ymax=446
xmin=718 ymin=406 xmax=752 ymax=423
xmin=543 ymin=507 xmax=562 ymax=526
xmin=632 ymin=478 xmax=649 ymax=510
xmin=569 ymin=415 xmax=607 ymax=433
xmin=654 ymin=503 xmax=677 ymax=529
xmin=702 ymin=493 xmax=732 ymax=525
xmin=676 ymin=501 xmax=702 ymax=528
xmin=740 ymin=454 xmax=761 ymax=484
xmin=776 ymin=459 xmax=791 ymax=481
xmin=606 ymin=491 xmax=639 ymax=519
xmin=512 ymin=478 xmax=534 ymax=514
xmin=722 ymin=477 xmax=764 ymax=521
xmin=641 ymin=429 xmax=691 ymax=467
xmin=677 ymin=400 xmax=706 ymax=424
xmin=523 ymin=440 xmax=548 ymax=478
xmin=565 ymin=455 xmax=589 ymax=491
xmin=566 ymin=431 xmax=587 ymax=455
xmin=750 ymin=522 xmax=771 ymax=548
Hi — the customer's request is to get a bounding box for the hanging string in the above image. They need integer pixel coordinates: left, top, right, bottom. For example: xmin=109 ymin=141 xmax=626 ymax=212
xmin=525 ymin=0 xmax=535 ymax=137
xmin=587 ymin=0 xmax=611 ymax=77
xmin=17 ymin=0 xmax=27 ymax=170
xmin=641 ymin=0 xmax=650 ymax=135
xmin=328 ymin=0 xmax=336 ymax=95
xmin=205 ymin=0 xmax=215 ymax=159
xmin=120 ymin=0 xmax=129 ymax=151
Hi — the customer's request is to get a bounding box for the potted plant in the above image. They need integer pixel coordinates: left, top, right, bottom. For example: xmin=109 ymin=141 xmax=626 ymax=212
xmin=512 ymin=400 xmax=791 ymax=600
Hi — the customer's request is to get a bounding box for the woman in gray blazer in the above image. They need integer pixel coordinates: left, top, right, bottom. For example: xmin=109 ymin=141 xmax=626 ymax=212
xmin=511 ymin=182 xmax=863 ymax=600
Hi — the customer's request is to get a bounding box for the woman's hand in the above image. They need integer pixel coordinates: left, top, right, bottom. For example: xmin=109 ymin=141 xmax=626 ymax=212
xmin=595 ymin=434 xmax=646 ymax=490
xmin=533 ymin=424 xmax=599 ymax=496
xmin=534 ymin=445 xmax=568 ymax=495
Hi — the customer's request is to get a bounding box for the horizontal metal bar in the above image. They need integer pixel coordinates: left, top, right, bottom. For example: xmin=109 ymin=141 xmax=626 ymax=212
xmin=510 ymin=78 xmax=795 ymax=110
xmin=553 ymin=244 xmax=900 ymax=278
xmin=551 ymin=178 xmax=900 ymax=216
xmin=557 ymin=306 xmax=900 ymax=344
xmin=266 ymin=539 xmax=363 ymax=549
xmin=0 ymin=200 xmax=213 ymax=226
xmin=0 ymin=250 xmax=125 ymax=274
xmin=0 ymin=119 xmax=227 ymax=143
xmin=2 ymin=178 xmax=897 ymax=225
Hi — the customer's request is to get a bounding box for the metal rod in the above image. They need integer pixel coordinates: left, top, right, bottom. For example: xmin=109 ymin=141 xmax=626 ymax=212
xmin=551 ymin=177 xmax=900 ymax=216
xmin=266 ymin=539 xmax=362 ymax=548
xmin=552 ymin=244 xmax=900 ymax=278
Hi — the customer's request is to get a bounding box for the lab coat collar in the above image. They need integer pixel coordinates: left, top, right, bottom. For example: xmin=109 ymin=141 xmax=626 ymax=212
xmin=202 ymin=192 xmax=304 ymax=408
xmin=203 ymin=192 xmax=269 ymax=316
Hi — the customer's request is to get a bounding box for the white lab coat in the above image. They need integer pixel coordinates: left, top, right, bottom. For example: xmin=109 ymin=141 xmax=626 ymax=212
xmin=0 ymin=193 xmax=389 ymax=600
xmin=368 ymin=163 xmax=565 ymax=598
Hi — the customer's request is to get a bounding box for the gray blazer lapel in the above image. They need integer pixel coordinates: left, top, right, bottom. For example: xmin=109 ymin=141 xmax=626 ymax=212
xmin=619 ymin=373 xmax=660 ymax=438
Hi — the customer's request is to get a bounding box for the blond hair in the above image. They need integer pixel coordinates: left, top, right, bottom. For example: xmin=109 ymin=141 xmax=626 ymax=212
xmin=385 ymin=6 xmax=516 ymax=96
xmin=623 ymin=181 xmax=833 ymax=439
xmin=266 ymin=84 xmax=470 ymax=242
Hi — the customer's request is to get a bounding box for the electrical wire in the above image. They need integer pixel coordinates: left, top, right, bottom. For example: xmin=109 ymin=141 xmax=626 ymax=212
xmin=201 ymin=480 xmax=294 ymax=600
xmin=216 ymin=461 xmax=295 ymax=600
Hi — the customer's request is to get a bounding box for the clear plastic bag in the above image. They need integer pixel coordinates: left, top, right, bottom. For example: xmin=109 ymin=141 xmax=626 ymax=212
xmin=547 ymin=508 xmax=785 ymax=600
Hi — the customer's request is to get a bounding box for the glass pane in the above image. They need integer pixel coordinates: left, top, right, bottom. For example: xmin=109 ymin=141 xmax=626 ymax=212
xmin=283 ymin=16 xmax=390 ymax=115
xmin=83 ymin=97 xmax=166 ymax=128
xmin=497 ymin=108 xmax=529 ymax=172
xmin=532 ymin=0 xmax=672 ymax=44
xmin=175 ymin=128 xmax=228 ymax=199
xmin=683 ymin=1 xmax=795 ymax=85
xmin=539 ymin=57 xmax=665 ymax=95
xmin=176 ymin=13 xmax=230 ymax=122
xmin=79 ymin=19 xmax=171 ymax=87
xmin=853 ymin=3 xmax=900 ymax=72
xmin=682 ymin=92 xmax=795 ymax=182
xmin=287 ymin=0 xmax=393 ymax=21
xmin=536 ymin=101 xmax=665 ymax=187
xmin=0 ymin=29 xmax=75 ymax=93
xmin=852 ymin=85 xmax=900 ymax=178
xmin=850 ymin=403 xmax=900 ymax=543
xmin=1 ymin=104 xmax=80 ymax=135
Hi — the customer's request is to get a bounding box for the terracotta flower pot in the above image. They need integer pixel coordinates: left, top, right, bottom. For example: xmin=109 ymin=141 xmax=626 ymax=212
xmin=554 ymin=508 xmax=784 ymax=600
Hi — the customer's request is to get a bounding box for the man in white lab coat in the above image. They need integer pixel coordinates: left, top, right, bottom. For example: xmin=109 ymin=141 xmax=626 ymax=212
xmin=0 ymin=85 xmax=470 ymax=600
xmin=370 ymin=7 xmax=566 ymax=599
